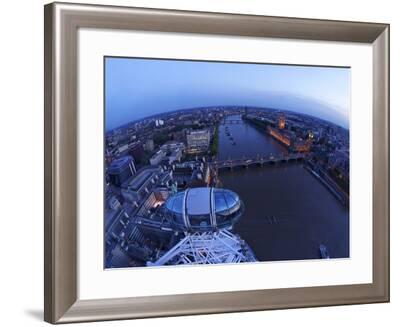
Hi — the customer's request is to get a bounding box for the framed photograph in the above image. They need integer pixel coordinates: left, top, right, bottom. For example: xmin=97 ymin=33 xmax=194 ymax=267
xmin=44 ymin=2 xmax=389 ymax=324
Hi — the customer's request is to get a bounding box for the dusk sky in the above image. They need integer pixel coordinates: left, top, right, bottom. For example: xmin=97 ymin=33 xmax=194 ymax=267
xmin=105 ymin=57 xmax=350 ymax=131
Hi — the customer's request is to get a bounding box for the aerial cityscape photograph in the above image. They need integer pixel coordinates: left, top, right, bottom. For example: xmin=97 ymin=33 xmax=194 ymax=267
xmin=104 ymin=57 xmax=350 ymax=269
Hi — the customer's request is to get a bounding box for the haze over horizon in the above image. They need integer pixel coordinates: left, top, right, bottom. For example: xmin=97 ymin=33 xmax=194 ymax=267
xmin=105 ymin=57 xmax=350 ymax=131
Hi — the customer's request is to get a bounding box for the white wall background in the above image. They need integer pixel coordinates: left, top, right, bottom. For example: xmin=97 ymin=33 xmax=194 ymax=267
xmin=0 ymin=0 xmax=397 ymax=326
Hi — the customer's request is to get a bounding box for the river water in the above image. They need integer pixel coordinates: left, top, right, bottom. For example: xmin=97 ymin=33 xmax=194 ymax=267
xmin=218 ymin=115 xmax=349 ymax=260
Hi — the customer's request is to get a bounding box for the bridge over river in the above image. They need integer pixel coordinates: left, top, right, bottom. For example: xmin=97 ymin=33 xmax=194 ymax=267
xmin=222 ymin=118 xmax=244 ymax=125
xmin=213 ymin=153 xmax=306 ymax=170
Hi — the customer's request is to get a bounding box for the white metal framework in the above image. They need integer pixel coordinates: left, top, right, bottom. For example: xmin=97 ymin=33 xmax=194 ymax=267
xmin=148 ymin=230 xmax=257 ymax=266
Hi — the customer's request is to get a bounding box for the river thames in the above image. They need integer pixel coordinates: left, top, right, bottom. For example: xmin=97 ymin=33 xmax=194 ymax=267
xmin=218 ymin=115 xmax=349 ymax=261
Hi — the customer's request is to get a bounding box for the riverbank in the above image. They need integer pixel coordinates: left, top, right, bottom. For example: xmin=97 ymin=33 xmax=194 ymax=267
xmin=211 ymin=125 xmax=219 ymax=157
xmin=303 ymin=161 xmax=349 ymax=207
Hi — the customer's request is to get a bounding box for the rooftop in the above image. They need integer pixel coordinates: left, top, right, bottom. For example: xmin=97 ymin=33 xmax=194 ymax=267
xmin=123 ymin=167 xmax=159 ymax=191
xmin=108 ymin=155 xmax=133 ymax=172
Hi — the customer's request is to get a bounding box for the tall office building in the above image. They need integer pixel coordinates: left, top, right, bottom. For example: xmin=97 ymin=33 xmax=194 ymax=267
xmin=186 ymin=129 xmax=210 ymax=154
xmin=278 ymin=115 xmax=286 ymax=129
xmin=108 ymin=155 xmax=136 ymax=187
xmin=145 ymin=139 xmax=155 ymax=152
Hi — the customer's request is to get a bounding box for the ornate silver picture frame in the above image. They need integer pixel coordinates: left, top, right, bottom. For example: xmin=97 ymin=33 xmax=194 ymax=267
xmin=44 ymin=2 xmax=389 ymax=324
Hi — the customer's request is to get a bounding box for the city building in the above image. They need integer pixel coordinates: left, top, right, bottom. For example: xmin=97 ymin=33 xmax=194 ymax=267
xmin=166 ymin=147 xmax=183 ymax=164
xmin=160 ymin=141 xmax=185 ymax=164
xmin=267 ymin=126 xmax=311 ymax=152
xmin=129 ymin=141 xmax=144 ymax=162
xmin=117 ymin=143 xmax=129 ymax=155
xmin=328 ymin=148 xmax=350 ymax=180
xmin=148 ymin=141 xmax=186 ymax=166
xmin=172 ymin=161 xmax=209 ymax=189
xmin=105 ymin=192 xmax=123 ymax=232
xmin=186 ymin=129 xmax=210 ymax=154
xmin=149 ymin=150 xmax=166 ymax=166
xmin=267 ymin=126 xmax=292 ymax=147
xmin=104 ymin=188 xmax=134 ymax=267
xmin=108 ymin=155 xmax=136 ymax=187
xmin=278 ymin=115 xmax=286 ymax=129
xmin=293 ymin=139 xmax=311 ymax=152
xmin=160 ymin=140 xmax=185 ymax=152
xmin=145 ymin=139 xmax=155 ymax=152
xmin=121 ymin=166 xmax=171 ymax=204
xmin=137 ymin=189 xmax=170 ymax=218
xmin=155 ymin=119 xmax=164 ymax=127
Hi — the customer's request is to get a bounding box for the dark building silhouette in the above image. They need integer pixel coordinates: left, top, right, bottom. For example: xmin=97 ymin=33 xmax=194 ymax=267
xmin=108 ymin=155 xmax=136 ymax=186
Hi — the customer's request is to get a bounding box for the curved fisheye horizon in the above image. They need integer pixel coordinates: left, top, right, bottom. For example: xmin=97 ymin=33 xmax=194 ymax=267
xmin=106 ymin=102 xmax=348 ymax=133
xmin=105 ymin=57 xmax=350 ymax=131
